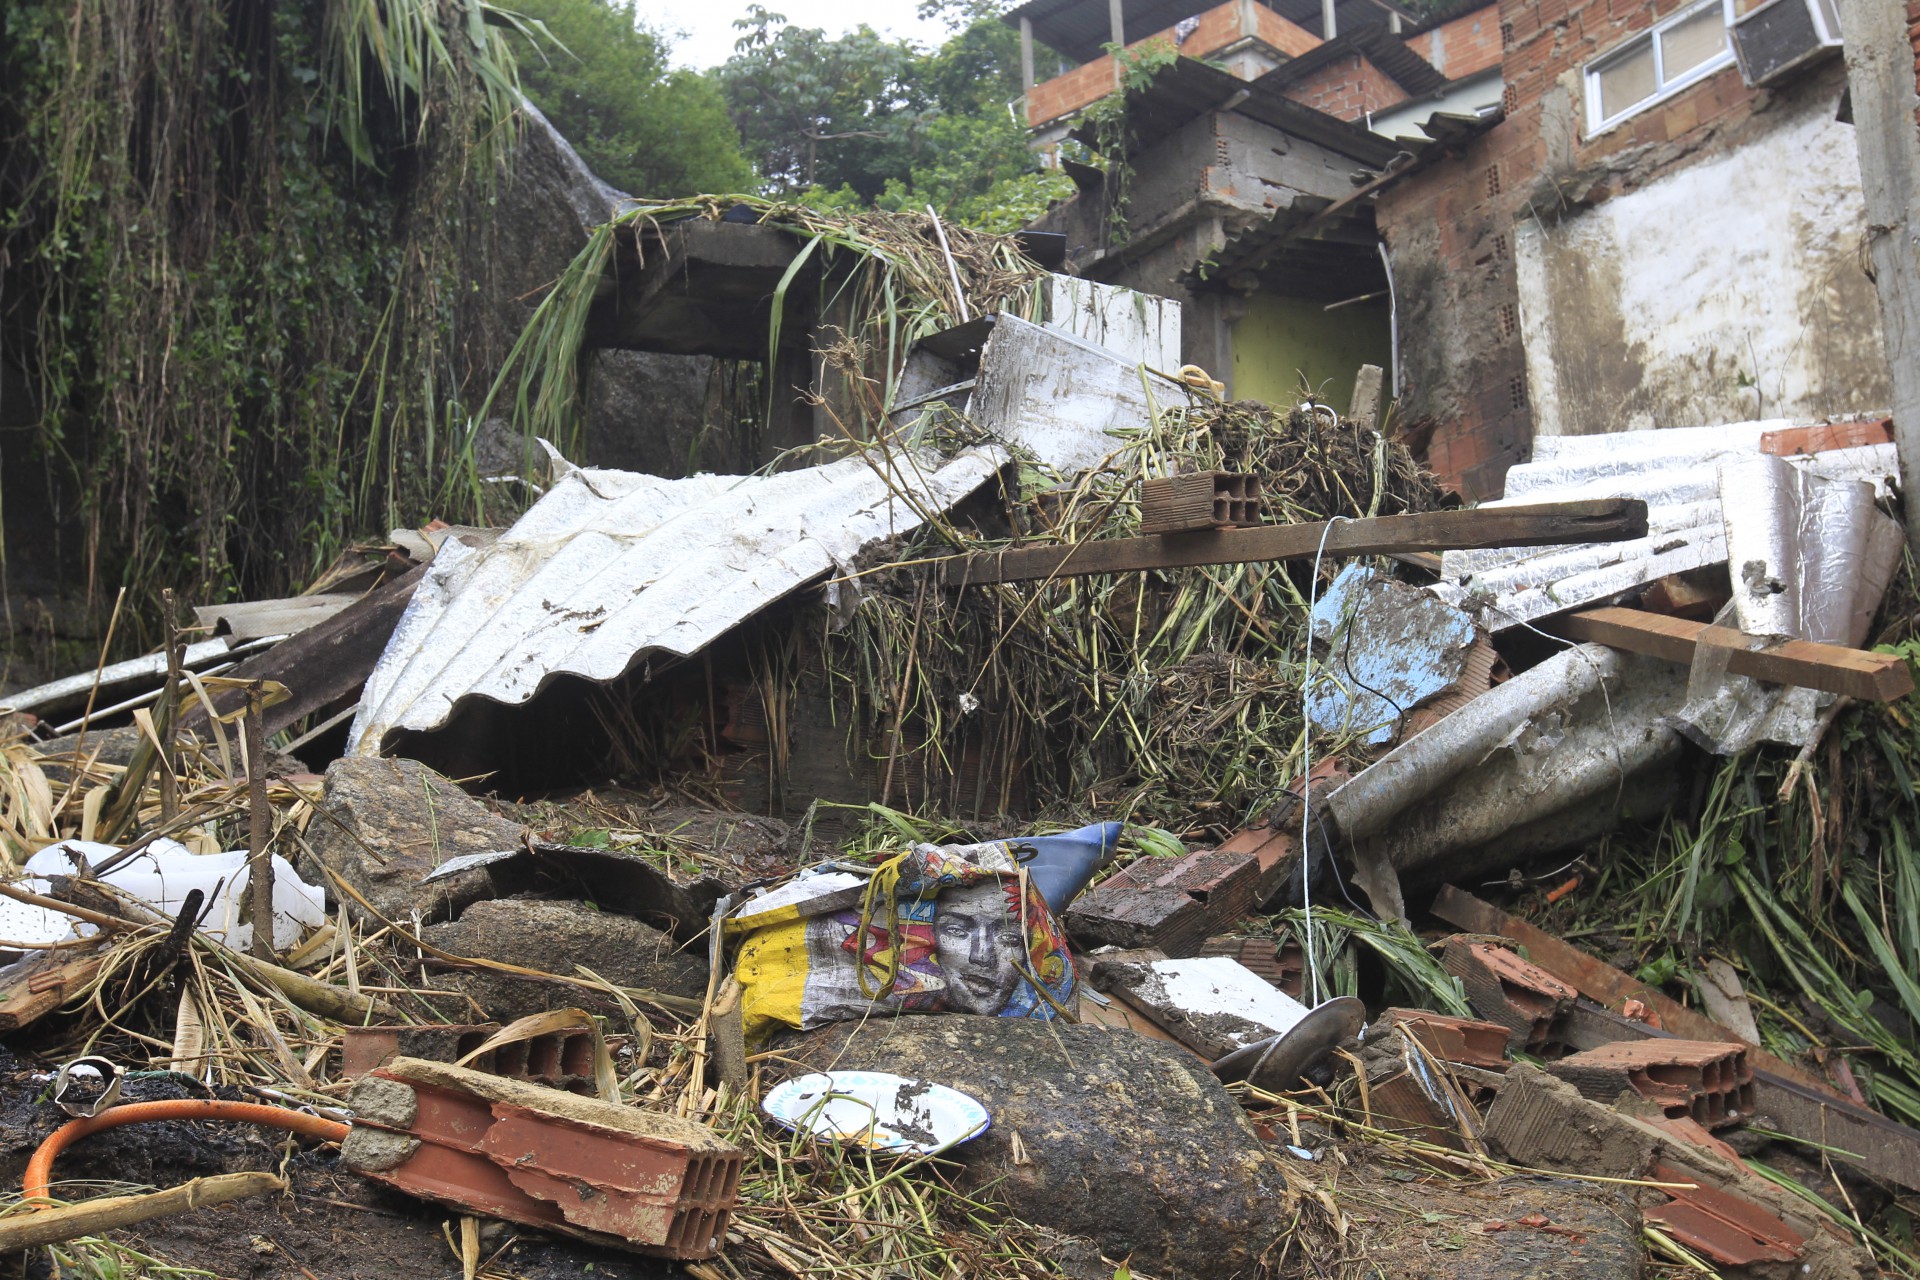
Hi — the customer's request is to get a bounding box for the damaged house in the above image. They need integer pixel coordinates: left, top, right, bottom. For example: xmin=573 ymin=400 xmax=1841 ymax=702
xmin=1014 ymin=0 xmax=1888 ymax=496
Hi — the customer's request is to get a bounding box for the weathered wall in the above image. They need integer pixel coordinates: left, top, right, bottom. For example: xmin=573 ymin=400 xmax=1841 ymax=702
xmin=1231 ymin=293 xmax=1392 ymax=405
xmin=1404 ymin=6 xmax=1504 ymax=80
xmin=1516 ymin=93 xmax=1888 ymax=436
xmin=1376 ymin=0 xmax=1876 ymax=498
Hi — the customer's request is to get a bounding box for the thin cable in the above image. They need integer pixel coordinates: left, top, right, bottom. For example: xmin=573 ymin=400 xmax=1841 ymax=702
xmin=1299 ymin=515 xmax=1350 ymax=1005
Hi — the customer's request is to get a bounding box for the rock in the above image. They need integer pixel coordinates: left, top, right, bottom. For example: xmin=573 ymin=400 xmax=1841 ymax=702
xmin=301 ymin=756 xmax=520 ymax=925
xmin=782 ymin=1018 xmax=1289 ymax=1279
xmin=583 ymin=350 xmax=721 ymax=478
xmin=420 ymin=898 xmax=706 ymax=1021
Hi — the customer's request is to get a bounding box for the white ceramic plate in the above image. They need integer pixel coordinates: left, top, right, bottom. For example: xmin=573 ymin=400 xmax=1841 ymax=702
xmin=762 ymin=1070 xmax=991 ymax=1155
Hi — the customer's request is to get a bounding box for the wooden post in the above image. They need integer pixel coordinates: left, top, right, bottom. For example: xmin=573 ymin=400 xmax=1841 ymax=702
xmin=1348 ymin=363 xmax=1384 ymax=433
xmin=1835 ymin=0 xmax=1920 ymax=562
xmin=244 ymin=682 xmax=273 ymax=960
xmin=159 ymin=589 xmax=181 ymax=823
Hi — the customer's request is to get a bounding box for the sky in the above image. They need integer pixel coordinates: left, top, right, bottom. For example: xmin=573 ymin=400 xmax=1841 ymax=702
xmin=629 ymin=1 xmax=960 ymax=70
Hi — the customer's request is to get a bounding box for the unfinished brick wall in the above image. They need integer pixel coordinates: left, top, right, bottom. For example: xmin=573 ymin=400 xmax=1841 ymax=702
xmin=1404 ymin=7 xmax=1504 ymax=80
xmin=1284 ymin=55 xmax=1410 ymax=121
xmin=1377 ymin=0 xmax=1813 ymax=497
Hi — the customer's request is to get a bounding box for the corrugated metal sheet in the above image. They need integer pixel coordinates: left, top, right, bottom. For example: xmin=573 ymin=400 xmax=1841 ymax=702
xmin=1429 ymin=423 xmax=1902 ymax=632
xmin=347 ymin=449 xmax=1003 ymax=754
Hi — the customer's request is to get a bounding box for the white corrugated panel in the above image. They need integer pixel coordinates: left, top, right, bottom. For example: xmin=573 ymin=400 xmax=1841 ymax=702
xmin=1430 ymin=423 xmax=1901 ymax=631
xmin=347 ymin=448 xmax=1002 ymax=754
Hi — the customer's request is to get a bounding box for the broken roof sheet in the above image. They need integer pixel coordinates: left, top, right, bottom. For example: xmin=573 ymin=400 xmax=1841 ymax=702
xmin=346 ymin=448 xmax=1002 ymax=755
xmin=1429 ymin=422 xmax=1902 ymax=632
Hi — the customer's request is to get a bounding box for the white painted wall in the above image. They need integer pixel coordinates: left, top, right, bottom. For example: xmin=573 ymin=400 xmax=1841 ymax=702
xmin=1042 ymin=275 xmax=1183 ymax=372
xmin=1515 ymin=98 xmax=1890 ymax=437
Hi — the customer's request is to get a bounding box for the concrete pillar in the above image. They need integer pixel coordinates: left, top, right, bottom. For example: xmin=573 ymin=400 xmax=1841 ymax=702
xmin=1020 ymin=16 xmax=1035 ymax=92
xmin=1321 ymin=0 xmax=1337 ymax=39
xmin=1109 ymin=0 xmax=1125 ymax=48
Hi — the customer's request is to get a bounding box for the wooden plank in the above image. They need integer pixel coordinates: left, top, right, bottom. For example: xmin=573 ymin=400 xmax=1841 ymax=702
xmin=941 ymin=499 xmax=1650 ymax=586
xmin=1758 ymin=418 xmax=1893 ymax=456
xmin=1565 ymin=1001 xmax=1920 ymax=1193
xmin=0 ymin=950 xmax=104 ymax=1031
xmin=1431 ymin=885 xmax=1842 ymax=1100
xmin=177 ymin=563 xmax=426 ymax=741
xmin=1552 ymin=607 xmax=1913 ymax=702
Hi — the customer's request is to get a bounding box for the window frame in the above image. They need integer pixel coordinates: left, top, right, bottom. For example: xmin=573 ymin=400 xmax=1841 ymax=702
xmin=1583 ymin=0 xmax=1738 ymax=135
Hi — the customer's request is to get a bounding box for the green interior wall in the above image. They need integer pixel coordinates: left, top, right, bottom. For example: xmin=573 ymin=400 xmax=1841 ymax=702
xmin=1230 ymin=294 xmax=1393 ymax=407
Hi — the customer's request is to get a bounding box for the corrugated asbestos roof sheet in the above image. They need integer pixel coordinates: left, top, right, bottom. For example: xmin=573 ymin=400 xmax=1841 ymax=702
xmin=346 ymin=448 xmax=1003 ymax=754
xmin=1256 ymin=24 xmax=1451 ymax=97
xmin=1428 ymin=423 xmax=1902 ymax=632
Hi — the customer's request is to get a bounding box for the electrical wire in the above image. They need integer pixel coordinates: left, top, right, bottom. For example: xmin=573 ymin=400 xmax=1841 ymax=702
xmin=1299 ymin=515 xmax=1351 ymax=1004
xmin=24 ymin=1100 xmax=349 ymax=1202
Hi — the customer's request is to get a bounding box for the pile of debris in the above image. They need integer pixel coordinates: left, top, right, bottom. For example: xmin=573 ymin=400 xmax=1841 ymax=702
xmin=0 ymin=202 xmax=1912 ymax=1280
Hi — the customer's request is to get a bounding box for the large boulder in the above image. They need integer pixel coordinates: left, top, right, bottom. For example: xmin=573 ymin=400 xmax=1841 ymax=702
xmin=301 ymin=756 xmax=519 ymax=925
xmin=420 ymin=897 xmax=707 ymax=1021
xmin=783 ymin=1018 xmax=1290 ymax=1280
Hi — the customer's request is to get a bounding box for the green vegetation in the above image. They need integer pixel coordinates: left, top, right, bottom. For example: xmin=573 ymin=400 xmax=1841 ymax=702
xmin=714 ymin=3 xmax=1072 ymax=232
xmin=509 ymin=0 xmax=753 ymax=197
xmin=0 ymin=0 xmax=540 ymax=619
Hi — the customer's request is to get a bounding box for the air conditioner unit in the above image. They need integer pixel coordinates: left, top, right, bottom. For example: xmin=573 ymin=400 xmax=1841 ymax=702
xmin=1730 ymin=0 xmax=1842 ymax=88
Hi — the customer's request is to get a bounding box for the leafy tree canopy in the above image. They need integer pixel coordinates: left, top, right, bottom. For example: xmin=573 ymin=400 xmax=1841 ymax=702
xmin=715 ymin=2 xmax=1071 ymax=231
xmin=511 ymin=0 xmax=754 ymax=197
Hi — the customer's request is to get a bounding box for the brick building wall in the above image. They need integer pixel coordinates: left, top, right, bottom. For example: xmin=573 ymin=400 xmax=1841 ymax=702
xmin=1376 ymin=0 xmax=1826 ymax=498
xmin=1404 ymin=7 xmax=1504 ymax=80
xmin=1284 ymin=55 xmax=1410 ymax=121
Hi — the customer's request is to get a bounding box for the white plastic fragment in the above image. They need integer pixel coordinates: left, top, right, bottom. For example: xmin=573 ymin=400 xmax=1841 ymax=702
xmin=10 ymin=839 xmax=325 ymax=952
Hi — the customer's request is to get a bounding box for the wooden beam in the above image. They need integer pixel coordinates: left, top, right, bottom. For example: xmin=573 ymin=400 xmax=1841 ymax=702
xmin=2 ymin=1172 xmax=286 ymax=1249
xmin=940 ymin=499 xmax=1649 ymax=586
xmin=1551 ymin=607 xmax=1913 ymax=703
xmin=176 ymin=563 xmax=426 ymax=741
xmin=1430 ymin=885 xmax=1842 ymax=1100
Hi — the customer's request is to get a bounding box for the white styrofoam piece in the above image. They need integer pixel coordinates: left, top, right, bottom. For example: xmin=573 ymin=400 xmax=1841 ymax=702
xmin=348 ymin=447 xmax=1002 ymax=753
xmin=18 ymin=839 xmax=324 ymax=951
xmin=1149 ymin=957 xmax=1313 ymax=1039
xmin=967 ymin=313 xmax=1183 ymax=476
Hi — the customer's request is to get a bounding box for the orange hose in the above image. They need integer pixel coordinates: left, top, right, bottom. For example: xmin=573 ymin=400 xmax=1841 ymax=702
xmin=25 ymin=1099 xmax=350 ymax=1202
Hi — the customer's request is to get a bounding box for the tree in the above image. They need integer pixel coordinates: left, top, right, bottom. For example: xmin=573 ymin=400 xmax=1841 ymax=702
xmin=715 ymin=4 xmax=1071 ymax=229
xmin=714 ymin=7 xmax=923 ymax=198
xmin=511 ymin=0 xmax=753 ymax=196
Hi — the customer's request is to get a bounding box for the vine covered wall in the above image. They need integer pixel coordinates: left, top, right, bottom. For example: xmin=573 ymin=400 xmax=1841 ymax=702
xmin=0 ymin=0 xmax=538 ymax=638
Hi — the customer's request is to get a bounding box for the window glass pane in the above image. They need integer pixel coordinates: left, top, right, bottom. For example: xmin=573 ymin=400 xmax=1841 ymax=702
xmin=1597 ymin=44 xmax=1657 ymax=118
xmin=1660 ymin=6 xmax=1729 ymax=80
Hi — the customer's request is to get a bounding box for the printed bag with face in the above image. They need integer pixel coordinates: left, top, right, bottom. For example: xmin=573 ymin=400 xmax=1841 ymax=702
xmin=727 ymin=840 xmax=1077 ymax=1042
